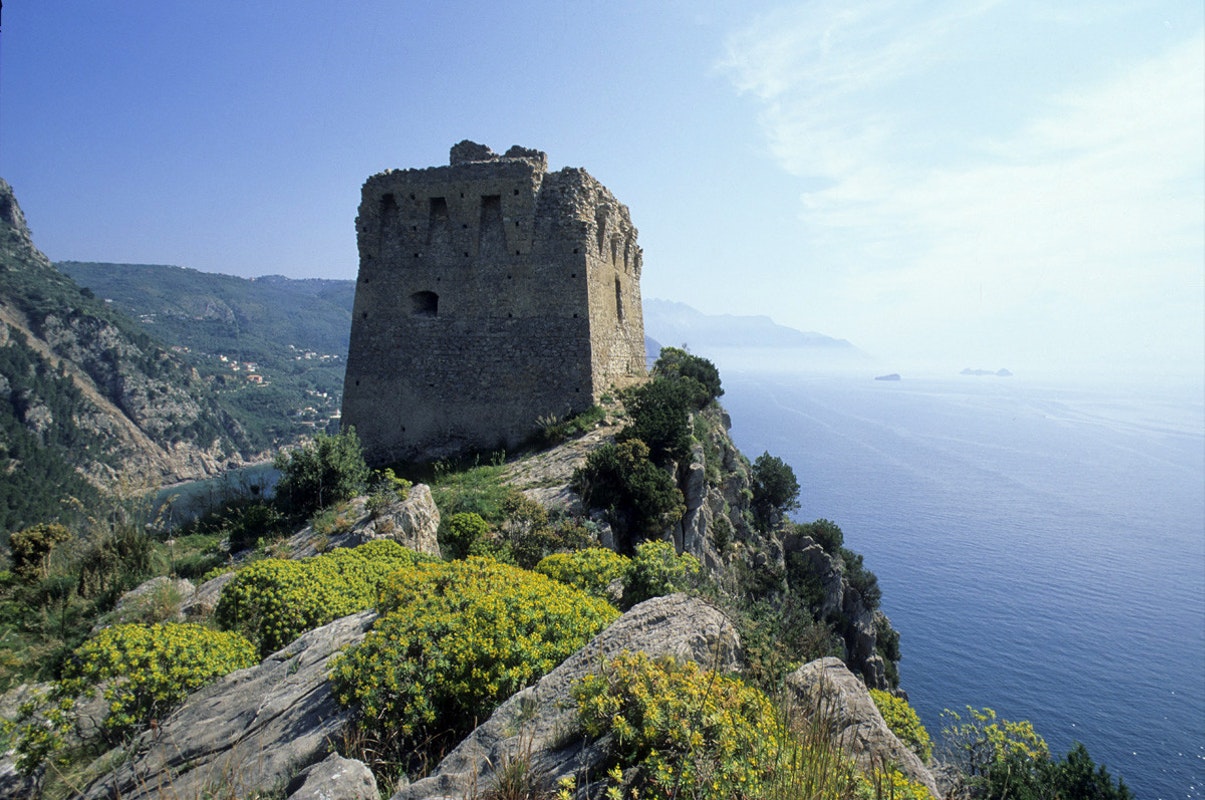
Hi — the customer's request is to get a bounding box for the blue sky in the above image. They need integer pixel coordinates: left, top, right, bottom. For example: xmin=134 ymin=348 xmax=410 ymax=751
xmin=2 ymin=1 xmax=1202 ymax=381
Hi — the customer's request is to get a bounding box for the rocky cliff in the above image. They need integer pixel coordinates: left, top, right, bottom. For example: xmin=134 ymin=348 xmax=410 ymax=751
xmin=502 ymin=400 xmax=899 ymax=691
xmin=0 ymin=180 xmax=253 ymax=529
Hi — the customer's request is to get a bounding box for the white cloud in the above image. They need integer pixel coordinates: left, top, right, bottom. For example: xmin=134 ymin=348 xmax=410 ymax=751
xmin=720 ymin=3 xmax=1204 ymax=376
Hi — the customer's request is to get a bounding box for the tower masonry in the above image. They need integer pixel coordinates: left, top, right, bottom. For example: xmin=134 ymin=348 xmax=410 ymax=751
xmin=342 ymin=141 xmax=647 ymax=464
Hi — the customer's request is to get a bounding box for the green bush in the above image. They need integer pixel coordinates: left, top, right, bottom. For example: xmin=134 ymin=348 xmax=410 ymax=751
xmin=751 ymin=452 xmax=801 ymax=531
xmin=61 ymin=623 xmax=256 ymax=739
xmin=216 ymin=540 xmax=430 ymax=657
xmin=225 ymin=500 xmax=289 ymax=553
xmin=652 ymin=347 xmax=723 ymax=408
xmin=535 ymin=547 xmax=631 ymax=599
xmin=496 ymin=494 xmax=593 ymax=569
xmin=8 ymin=523 xmax=71 ymax=582
xmin=573 ymin=439 xmax=685 ymax=550
xmin=573 ymin=651 xmax=935 ymax=800
xmin=330 ymin=557 xmax=619 ymax=775
xmin=839 ymin=547 xmax=882 ymax=610
xmin=623 ymin=540 xmax=701 ymax=607
xmin=273 ymin=427 xmax=370 ymax=518
xmin=940 ymin=707 xmax=1132 ymax=800
xmin=440 ymin=511 xmax=491 ymax=560
xmin=617 ymin=378 xmax=695 ymax=464
xmin=871 ymin=689 xmax=933 ymax=761
xmin=942 ymin=706 xmax=1049 ymax=783
xmin=797 ymin=518 xmax=843 ymax=555
xmin=365 ymin=467 xmax=411 ymax=517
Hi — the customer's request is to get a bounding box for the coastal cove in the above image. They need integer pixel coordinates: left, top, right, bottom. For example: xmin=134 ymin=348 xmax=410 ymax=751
xmin=719 ymin=369 xmax=1205 ymax=800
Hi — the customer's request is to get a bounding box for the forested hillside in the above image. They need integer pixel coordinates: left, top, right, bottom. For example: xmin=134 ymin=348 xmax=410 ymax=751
xmin=0 ymin=180 xmax=253 ymax=534
xmin=58 ymin=262 xmax=352 ymax=446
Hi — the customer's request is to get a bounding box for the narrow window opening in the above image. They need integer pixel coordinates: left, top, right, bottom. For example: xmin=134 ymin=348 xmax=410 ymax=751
xmin=479 ymin=195 xmax=505 ymax=256
xmin=427 ymin=197 xmax=450 ymax=247
xmin=615 ymin=277 xmax=625 ymax=322
xmin=595 ymin=207 xmax=608 ymax=254
xmin=379 ymin=193 xmax=399 ymax=232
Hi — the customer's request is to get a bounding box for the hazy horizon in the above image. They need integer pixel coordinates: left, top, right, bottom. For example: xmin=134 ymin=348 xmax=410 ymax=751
xmin=2 ymin=2 xmax=1201 ymax=382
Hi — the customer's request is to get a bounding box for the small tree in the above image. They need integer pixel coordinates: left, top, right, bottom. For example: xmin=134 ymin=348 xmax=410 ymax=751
xmin=617 ymin=378 xmax=695 ymax=464
xmin=652 ymin=347 xmax=723 ymax=408
xmin=751 ymin=452 xmax=801 ymax=531
xmin=9 ymin=523 xmax=71 ymax=582
xmin=441 ymin=512 xmax=491 ymax=560
xmin=273 ymin=427 xmax=370 ymax=518
xmin=573 ymin=439 xmax=685 ymax=551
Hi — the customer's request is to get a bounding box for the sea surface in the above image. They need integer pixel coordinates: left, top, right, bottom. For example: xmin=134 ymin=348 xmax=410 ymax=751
xmin=718 ymin=368 xmax=1204 ymax=799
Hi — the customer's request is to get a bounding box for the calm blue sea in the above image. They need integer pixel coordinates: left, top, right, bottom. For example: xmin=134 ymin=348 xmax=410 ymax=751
xmin=719 ymin=369 xmax=1204 ymax=800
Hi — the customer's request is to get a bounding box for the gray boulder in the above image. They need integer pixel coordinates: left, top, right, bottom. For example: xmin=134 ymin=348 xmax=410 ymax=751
xmin=286 ymin=752 xmax=378 ymax=800
xmin=785 ymin=657 xmax=940 ymax=797
xmin=393 ymin=593 xmax=741 ymax=800
xmin=92 ymin=576 xmax=196 ymax=632
xmin=181 ymin=569 xmax=237 ymax=619
xmin=81 ymin=610 xmax=376 ymax=800
xmin=0 ymin=683 xmax=44 ymax=800
xmin=285 ymin=484 xmax=441 ymax=558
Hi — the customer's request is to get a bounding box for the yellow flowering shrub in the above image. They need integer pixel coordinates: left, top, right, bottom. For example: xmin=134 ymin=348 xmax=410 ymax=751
xmin=61 ymin=623 xmax=256 ymax=737
xmin=623 ymin=540 xmax=701 ymax=607
xmin=13 ymin=622 xmax=256 ymax=773
xmin=331 ymin=556 xmax=619 ymax=773
xmin=571 ymin=651 xmax=784 ymax=800
xmin=534 ymin=547 xmax=630 ymax=599
xmin=216 ymin=539 xmax=431 ymax=657
xmin=856 ymin=768 xmax=937 ymax=800
xmin=941 ymin=706 xmax=1049 ymax=779
xmin=870 ymin=688 xmax=933 ymax=761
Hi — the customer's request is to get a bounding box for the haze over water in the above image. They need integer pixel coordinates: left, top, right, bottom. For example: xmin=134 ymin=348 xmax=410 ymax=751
xmin=718 ymin=365 xmax=1204 ymax=800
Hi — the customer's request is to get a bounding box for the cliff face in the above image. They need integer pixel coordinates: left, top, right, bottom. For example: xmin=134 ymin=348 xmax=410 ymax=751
xmin=673 ymin=404 xmax=897 ymax=691
xmin=502 ymin=400 xmax=899 ymax=690
xmin=0 ymin=179 xmax=250 ymax=527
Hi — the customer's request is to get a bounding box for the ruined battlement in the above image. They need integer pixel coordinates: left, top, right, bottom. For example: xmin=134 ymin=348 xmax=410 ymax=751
xmin=342 ymin=141 xmax=646 ymax=464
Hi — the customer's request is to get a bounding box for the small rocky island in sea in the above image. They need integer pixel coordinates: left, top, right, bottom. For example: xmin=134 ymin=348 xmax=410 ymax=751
xmin=875 ymin=373 xmax=902 ymax=381
xmin=960 ymin=368 xmax=1013 ymax=376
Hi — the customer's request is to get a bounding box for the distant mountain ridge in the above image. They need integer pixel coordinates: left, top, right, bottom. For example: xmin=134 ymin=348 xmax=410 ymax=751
xmin=57 ymin=263 xmax=354 ymax=360
xmin=643 ymin=298 xmax=859 ymax=356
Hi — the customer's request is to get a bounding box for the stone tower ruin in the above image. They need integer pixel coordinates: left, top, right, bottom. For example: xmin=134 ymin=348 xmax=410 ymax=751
xmin=342 ymin=141 xmax=646 ymax=464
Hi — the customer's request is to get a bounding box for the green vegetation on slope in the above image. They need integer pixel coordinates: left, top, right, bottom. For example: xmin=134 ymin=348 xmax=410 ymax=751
xmin=2 ymin=184 xmax=255 ymax=536
xmin=58 ymin=262 xmax=354 ymax=449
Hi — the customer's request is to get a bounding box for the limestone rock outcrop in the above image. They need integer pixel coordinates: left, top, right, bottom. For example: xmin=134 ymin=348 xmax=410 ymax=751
xmin=786 ymin=657 xmax=940 ymax=797
xmin=285 ymin=752 xmax=378 ymax=800
xmin=81 ymin=610 xmax=376 ymax=800
xmin=181 ymin=570 xmax=237 ymax=619
xmin=393 ymin=593 xmax=741 ymax=800
xmin=92 ymin=576 xmax=196 ymax=632
xmin=283 ymin=483 xmax=442 ymax=559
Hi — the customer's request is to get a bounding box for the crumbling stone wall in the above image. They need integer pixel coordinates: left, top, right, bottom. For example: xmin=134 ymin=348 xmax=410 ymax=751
xmin=342 ymin=142 xmax=646 ymax=464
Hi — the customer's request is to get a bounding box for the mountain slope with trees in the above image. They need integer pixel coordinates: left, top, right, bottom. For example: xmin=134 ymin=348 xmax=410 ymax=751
xmin=0 ymin=180 xmax=254 ymax=534
xmin=58 ymin=261 xmax=352 ymax=445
